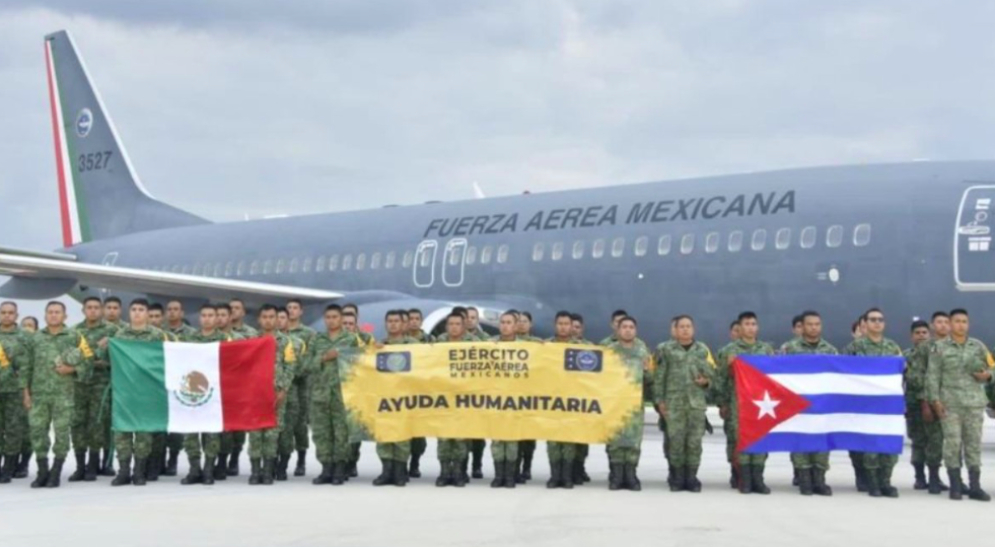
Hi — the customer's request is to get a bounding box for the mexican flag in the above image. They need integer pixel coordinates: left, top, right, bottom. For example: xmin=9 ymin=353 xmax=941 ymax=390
xmin=109 ymin=337 xmax=276 ymax=433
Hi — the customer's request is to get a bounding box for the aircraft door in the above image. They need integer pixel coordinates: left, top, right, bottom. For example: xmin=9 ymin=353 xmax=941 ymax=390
xmin=413 ymin=240 xmax=437 ymax=288
xmin=442 ymin=238 xmax=467 ymax=287
xmin=955 ymin=185 xmax=995 ymax=290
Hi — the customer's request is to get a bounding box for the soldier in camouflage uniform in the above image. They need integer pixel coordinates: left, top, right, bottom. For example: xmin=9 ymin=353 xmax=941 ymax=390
xmin=284 ymin=299 xmax=316 ymax=479
xmin=546 ymin=311 xmax=582 ymax=489
xmin=606 ymin=316 xmax=650 ymax=491
xmin=782 ymin=311 xmax=837 ymax=496
xmin=716 ymin=312 xmax=776 ymax=495
xmin=95 ymin=297 xmax=125 ymax=477
xmin=911 ymin=312 xmax=951 ymax=494
xmin=716 ymin=319 xmax=741 ymax=488
xmin=487 ymin=311 xmax=521 ymax=488
xmin=514 ymin=311 xmax=541 ymax=483
xmin=405 ymin=308 xmax=432 ymax=477
xmin=372 ymin=310 xmax=416 ymax=487
xmin=0 ymin=302 xmax=32 ymax=483
xmin=23 ymin=301 xmax=93 ymax=488
xmin=927 ymin=308 xmax=992 ymax=501
xmin=247 ymin=304 xmax=297 ymax=485
xmin=69 ymin=297 xmax=117 ymax=482
xmin=180 ymin=305 xmax=227 ymax=485
xmin=904 ymin=319 xmax=936 ymax=491
xmin=654 ymin=314 xmax=714 ymax=492
xmin=306 ymin=304 xmax=358 ymax=485
xmin=435 ymin=313 xmax=475 ymax=487
xmin=845 ymin=308 xmax=904 ymax=498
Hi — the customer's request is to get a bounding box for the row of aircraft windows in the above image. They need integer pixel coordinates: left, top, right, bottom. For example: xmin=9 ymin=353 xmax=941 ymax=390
xmin=149 ymin=225 xmax=870 ymax=275
xmin=525 ymin=224 xmax=871 ymax=262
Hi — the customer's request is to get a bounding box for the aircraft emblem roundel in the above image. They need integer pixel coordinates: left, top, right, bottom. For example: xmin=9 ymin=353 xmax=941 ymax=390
xmin=75 ymin=108 xmax=93 ymax=138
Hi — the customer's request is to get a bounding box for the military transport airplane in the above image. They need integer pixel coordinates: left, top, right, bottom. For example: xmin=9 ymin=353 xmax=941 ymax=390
xmin=3 ymin=30 xmax=994 ymax=345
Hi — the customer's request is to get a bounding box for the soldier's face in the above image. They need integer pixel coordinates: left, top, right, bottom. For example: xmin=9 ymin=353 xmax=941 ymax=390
xmin=325 ymin=311 xmax=342 ymax=331
xmin=739 ymin=318 xmax=758 ymax=341
xmin=555 ymin=317 xmax=573 ymax=339
xmin=277 ymin=312 xmax=289 ymax=331
xmin=912 ymin=327 xmax=930 ymax=345
xmin=0 ymin=304 xmax=17 ymax=327
xmin=792 ymin=323 xmax=802 ymax=337
xmin=865 ymin=312 xmax=885 ymax=336
xmin=45 ymin=304 xmax=65 ymax=327
xmin=618 ymin=321 xmax=637 ymax=342
xmin=932 ymin=317 xmax=951 ymax=338
xmin=258 ymin=310 xmax=277 ymax=332
xmin=611 ymin=316 xmax=622 ymax=334
xmin=386 ymin=314 xmax=404 ymax=336
xmin=104 ymin=302 xmax=121 ymax=322
xmin=343 ymin=316 xmax=357 ymax=332
xmin=675 ymin=319 xmax=694 ymax=343
xmin=129 ymin=305 xmax=148 ymax=327
xmin=516 ymin=316 xmax=531 ymax=334
xmin=83 ymin=301 xmax=102 ymax=322
xmin=408 ymin=314 xmax=422 ymax=331
xmin=287 ymin=302 xmax=303 ymax=321
xmin=148 ymin=310 xmax=163 ymax=326
xmin=499 ymin=315 xmax=516 ymax=337
xmin=802 ymin=317 xmax=822 ymax=341
xmin=199 ymin=310 xmax=216 ymax=331
xmin=166 ymin=302 xmax=183 ymax=323
xmin=231 ymin=302 xmax=245 ymax=321
xmin=446 ymin=317 xmax=465 ymax=339
xmin=466 ymin=309 xmax=479 ymax=330
xmin=951 ymin=314 xmax=969 ymax=338
xmin=216 ymin=310 xmax=231 ymax=329
xmin=730 ymin=324 xmax=741 ymax=341
xmin=572 ymin=320 xmax=583 ymax=338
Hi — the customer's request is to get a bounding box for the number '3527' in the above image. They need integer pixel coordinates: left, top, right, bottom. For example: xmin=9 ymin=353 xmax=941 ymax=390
xmin=77 ymin=151 xmax=113 ymax=172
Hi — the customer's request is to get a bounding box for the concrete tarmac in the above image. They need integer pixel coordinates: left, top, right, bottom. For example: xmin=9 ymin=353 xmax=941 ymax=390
xmin=1 ymin=413 xmax=992 ymax=547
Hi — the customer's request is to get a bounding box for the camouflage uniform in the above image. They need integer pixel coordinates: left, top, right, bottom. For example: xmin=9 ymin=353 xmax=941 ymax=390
xmin=782 ymin=338 xmax=838 ymax=472
xmin=654 ymin=339 xmax=715 ymax=490
xmin=71 ymin=321 xmax=116 ymax=459
xmin=23 ymin=325 xmax=92 ymax=486
xmin=0 ymin=327 xmax=32 ymax=481
xmin=306 ymin=329 xmax=358 ymax=484
xmin=284 ymin=324 xmax=316 ymax=474
xmin=846 ymin=336 xmax=904 ymax=497
xmin=906 ymin=341 xmax=945 ymax=469
xmin=927 ymin=336 xmax=993 ymax=499
xmin=247 ymin=332 xmax=297 ymax=484
xmin=488 ymin=336 xmax=520 ymax=466
xmin=605 ymin=340 xmax=649 ymax=472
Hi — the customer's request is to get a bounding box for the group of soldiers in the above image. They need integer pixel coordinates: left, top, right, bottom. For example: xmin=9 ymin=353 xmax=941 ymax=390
xmin=0 ymin=297 xmax=991 ymax=502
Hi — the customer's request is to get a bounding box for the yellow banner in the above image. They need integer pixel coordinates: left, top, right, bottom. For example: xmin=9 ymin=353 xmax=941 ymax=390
xmin=340 ymin=341 xmax=643 ymax=444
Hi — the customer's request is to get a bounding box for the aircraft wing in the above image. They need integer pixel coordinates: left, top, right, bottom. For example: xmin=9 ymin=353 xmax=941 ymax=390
xmin=0 ymin=251 xmax=342 ymax=302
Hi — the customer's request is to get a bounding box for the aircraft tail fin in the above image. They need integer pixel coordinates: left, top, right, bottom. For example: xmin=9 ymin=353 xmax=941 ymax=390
xmin=44 ymin=30 xmax=207 ymax=247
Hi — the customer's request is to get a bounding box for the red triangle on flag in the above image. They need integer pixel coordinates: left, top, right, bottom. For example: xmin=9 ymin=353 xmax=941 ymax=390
xmin=732 ymin=357 xmax=811 ymax=451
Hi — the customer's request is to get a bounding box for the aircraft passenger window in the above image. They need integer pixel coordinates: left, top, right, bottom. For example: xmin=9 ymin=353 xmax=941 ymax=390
xmin=402 ymin=251 xmax=413 ymax=268
xmin=611 ymin=237 xmax=625 ymax=258
xmin=342 ymin=255 xmax=353 ymax=271
xmin=249 ymin=261 xmax=259 ymax=275
xmin=173 ymin=265 xmax=181 ymax=273
xmin=551 ymin=242 xmax=564 ymax=261
xmin=572 ymin=240 xmax=585 ymax=259
xmin=705 ymin=232 xmax=719 ymax=254
xmin=237 ymin=261 xmax=246 ymax=276
xmin=481 ymin=246 xmax=493 ymax=264
xmin=751 ymin=229 xmax=767 ymax=251
xmin=592 ymin=239 xmax=605 ymax=259
xmin=634 ymin=236 xmax=648 ymax=257
xmin=329 ymin=255 xmax=339 ymax=271
xmin=263 ymin=260 xmax=273 ymax=274
xmin=728 ymin=231 xmax=743 ymax=252
xmin=225 ymin=262 xmax=234 ymax=276
xmin=775 ymin=228 xmax=791 ymax=250
xmin=680 ymin=234 xmax=695 ymax=255
xmin=276 ymin=259 xmax=286 ymax=274
xmin=385 ymin=252 xmax=396 ymax=269
xmin=289 ymin=258 xmax=300 ymax=273
xmin=800 ymin=226 xmax=816 ymax=249
xmin=182 ymin=265 xmax=191 ymax=274
xmin=371 ymin=252 xmax=381 ymax=269
xmin=826 ymin=225 xmax=843 ymax=248
xmin=854 ymin=224 xmax=871 ymax=247
xmin=466 ymin=246 xmax=477 ymax=265
xmin=302 ymin=256 xmax=312 ymax=273
xmin=497 ymin=244 xmax=509 ymax=264
xmin=532 ymin=243 xmax=545 ymax=262
xmin=192 ymin=263 xmax=202 ymax=276
xmin=657 ymin=235 xmax=671 ymax=256
xmin=356 ymin=254 xmax=366 ymax=270
xmin=315 ymin=256 xmax=326 ymax=272
xmin=214 ymin=263 xmax=223 ymax=277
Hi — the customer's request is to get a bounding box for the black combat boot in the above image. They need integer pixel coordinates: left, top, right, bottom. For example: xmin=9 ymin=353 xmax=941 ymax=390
xmin=394 ymin=460 xmax=408 ymax=487
xmin=913 ymin=462 xmax=927 ymax=490
xmin=330 ymin=462 xmax=346 ymax=485
xmin=409 ymin=453 xmax=422 ymax=479
xmin=503 ymin=460 xmax=516 ymax=488
xmin=791 ymin=467 xmax=799 ymax=487
xmin=435 ymin=460 xmax=450 ymax=487
xmin=730 ymin=465 xmax=740 ymax=489
xmin=948 ymin=468 xmax=963 ymax=500
xmin=738 ymin=465 xmax=752 ymax=494
xmin=275 ymin=453 xmax=290 ymax=481
xmin=248 ymin=458 xmax=262 ymax=486
xmin=685 ymin=465 xmax=701 ymax=493
xmin=522 ymin=450 xmax=533 ymax=480
xmin=145 ymin=453 xmax=161 ymax=482
xmin=669 ymin=465 xmax=685 ymax=492
xmin=546 ymin=461 xmax=560 ymax=489
xmin=608 ymin=463 xmax=624 ymax=491
xmin=579 ymin=457 xmax=591 ymax=483
xmin=84 ymin=449 xmax=99 ymax=481
xmin=100 ymin=449 xmax=114 ymax=477
xmin=203 ymin=456 xmax=215 ymax=485
xmin=490 ymin=460 xmax=504 ymax=488
xmin=968 ymin=467 xmax=990 ymax=502
xmin=865 ymin=467 xmax=881 ymax=497
xmin=812 ymin=468 xmax=833 ymax=496
xmin=854 ymin=466 xmax=868 ymax=493
xmin=181 ymin=457 xmax=203 ymax=485
xmin=132 ymin=458 xmax=147 ymax=486
xmin=453 ymin=460 xmax=467 ymax=487
xmin=752 ymin=465 xmax=770 ymax=495
xmin=798 ymin=468 xmax=813 ymax=496
xmin=164 ymin=447 xmax=179 ymax=477
xmin=294 ymin=449 xmax=307 ymax=477
xmin=514 ymin=455 xmax=526 ymax=484
xmin=346 ymin=459 xmax=358 ymax=479
xmin=312 ymin=462 xmax=331 ymax=485
xmin=928 ymin=465 xmax=943 ymax=494
xmin=560 ymin=459 xmax=574 ymax=489
xmin=624 ymin=464 xmax=642 ymax=492
xmin=879 ymin=467 xmax=898 ymax=498
xmin=0 ymin=454 xmax=16 ymax=483
xmin=471 ymin=452 xmax=483 ymax=480
xmin=227 ymin=449 xmax=241 ymax=477
xmin=213 ymin=456 xmax=227 ymax=481
xmin=30 ymin=457 xmax=49 ymax=488
xmin=46 ymin=457 xmax=64 ymax=488
xmin=373 ymin=459 xmax=393 ymax=486
xmin=68 ymin=450 xmax=86 ymax=482
xmin=111 ymin=458 xmax=131 ymax=487
xmin=261 ymin=458 xmax=275 ymax=485
xmin=15 ymin=450 xmax=31 ymax=479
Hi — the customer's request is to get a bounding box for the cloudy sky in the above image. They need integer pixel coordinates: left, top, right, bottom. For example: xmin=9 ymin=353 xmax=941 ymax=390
xmin=0 ymin=1 xmax=993 ymax=318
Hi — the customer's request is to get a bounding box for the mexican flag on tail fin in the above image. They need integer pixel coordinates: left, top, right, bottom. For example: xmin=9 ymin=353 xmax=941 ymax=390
xmin=109 ymin=337 xmax=276 ymax=433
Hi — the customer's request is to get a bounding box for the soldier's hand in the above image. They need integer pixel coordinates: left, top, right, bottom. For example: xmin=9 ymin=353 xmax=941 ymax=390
xmin=694 ymin=375 xmax=709 ymax=387
xmin=56 ymin=364 xmax=75 ymax=376
xmin=98 ymin=337 xmax=109 ymax=349
xmin=656 ymin=402 xmax=668 ymax=419
xmin=932 ymin=401 xmax=946 ymax=420
xmin=921 ymin=402 xmax=935 ymax=423
xmin=322 ymin=349 xmax=338 ymax=362
xmin=275 ymin=390 xmax=286 ymax=407
xmin=22 ymin=390 xmax=31 ymax=410
xmin=719 ymin=406 xmax=730 ymax=420
xmin=973 ymin=370 xmax=992 ymax=382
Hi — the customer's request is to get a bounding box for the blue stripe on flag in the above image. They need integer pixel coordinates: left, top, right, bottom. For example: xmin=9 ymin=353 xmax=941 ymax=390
xmin=742 ymin=355 xmax=904 ymax=375
xmin=744 ymin=432 xmax=904 ymax=454
xmin=800 ymin=394 xmax=906 ymax=415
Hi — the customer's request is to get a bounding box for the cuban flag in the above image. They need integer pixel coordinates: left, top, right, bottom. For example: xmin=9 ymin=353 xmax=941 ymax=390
xmin=733 ymin=355 xmax=905 ymax=454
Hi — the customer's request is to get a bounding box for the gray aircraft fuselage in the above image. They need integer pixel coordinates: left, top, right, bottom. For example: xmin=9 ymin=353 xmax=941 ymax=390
xmin=62 ymin=160 xmax=995 ymax=348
